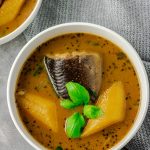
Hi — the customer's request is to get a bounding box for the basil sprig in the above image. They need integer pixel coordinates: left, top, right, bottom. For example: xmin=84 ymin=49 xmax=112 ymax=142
xmin=60 ymin=99 xmax=76 ymax=109
xmin=83 ymin=105 xmax=103 ymax=119
xmin=66 ymin=82 xmax=90 ymax=105
xmin=60 ymin=81 xmax=104 ymax=138
xmin=60 ymin=82 xmax=90 ymax=109
xmin=65 ymin=112 xmax=85 ymax=138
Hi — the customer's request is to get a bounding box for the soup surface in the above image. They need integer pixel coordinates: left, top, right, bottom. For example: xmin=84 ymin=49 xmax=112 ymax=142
xmin=16 ymin=33 xmax=140 ymax=150
xmin=0 ymin=0 xmax=36 ymax=37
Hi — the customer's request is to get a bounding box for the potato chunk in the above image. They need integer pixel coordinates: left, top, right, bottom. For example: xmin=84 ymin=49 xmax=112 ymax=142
xmin=0 ymin=0 xmax=25 ymax=26
xmin=18 ymin=92 xmax=58 ymax=133
xmin=82 ymin=81 xmax=126 ymax=137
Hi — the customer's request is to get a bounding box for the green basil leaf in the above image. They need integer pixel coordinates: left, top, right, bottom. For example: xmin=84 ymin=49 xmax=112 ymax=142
xmin=65 ymin=82 xmax=90 ymax=105
xmin=65 ymin=112 xmax=85 ymax=138
xmin=83 ymin=105 xmax=103 ymax=119
xmin=60 ymin=99 xmax=76 ymax=109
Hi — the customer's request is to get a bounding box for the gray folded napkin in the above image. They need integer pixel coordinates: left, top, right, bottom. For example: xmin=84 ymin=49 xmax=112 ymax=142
xmin=24 ymin=0 xmax=150 ymax=149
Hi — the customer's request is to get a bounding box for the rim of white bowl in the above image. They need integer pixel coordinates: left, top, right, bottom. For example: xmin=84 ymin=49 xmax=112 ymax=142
xmin=0 ymin=0 xmax=42 ymax=45
xmin=7 ymin=22 xmax=149 ymax=150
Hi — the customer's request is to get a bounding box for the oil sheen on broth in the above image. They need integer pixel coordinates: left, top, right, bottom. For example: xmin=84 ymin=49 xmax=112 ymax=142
xmin=16 ymin=33 xmax=140 ymax=150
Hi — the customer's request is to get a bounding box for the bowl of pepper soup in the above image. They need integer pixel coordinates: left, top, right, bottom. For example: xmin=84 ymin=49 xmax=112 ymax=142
xmin=0 ymin=0 xmax=42 ymax=45
xmin=7 ymin=22 xmax=149 ymax=150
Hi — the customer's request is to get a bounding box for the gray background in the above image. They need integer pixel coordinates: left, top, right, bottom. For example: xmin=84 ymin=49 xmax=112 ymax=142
xmin=0 ymin=0 xmax=150 ymax=149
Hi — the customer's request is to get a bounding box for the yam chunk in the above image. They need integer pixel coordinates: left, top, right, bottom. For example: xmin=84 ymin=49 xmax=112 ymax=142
xmin=82 ymin=81 xmax=126 ymax=137
xmin=0 ymin=0 xmax=25 ymax=26
xmin=18 ymin=92 xmax=58 ymax=133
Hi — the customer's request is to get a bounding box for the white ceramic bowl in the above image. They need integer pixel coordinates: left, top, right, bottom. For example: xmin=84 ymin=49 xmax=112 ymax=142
xmin=0 ymin=0 xmax=42 ymax=45
xmin=7 ymin=22 xmax=149 ymax=150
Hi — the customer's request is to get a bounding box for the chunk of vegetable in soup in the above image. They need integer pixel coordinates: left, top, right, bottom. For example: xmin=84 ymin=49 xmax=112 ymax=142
xmin=16 ymin=33 xmax=140 ymax=150
xmin=0 ymin=0 xmax=36 ymax=37
xmin=0 ymin=0 xmax=25 ymax=26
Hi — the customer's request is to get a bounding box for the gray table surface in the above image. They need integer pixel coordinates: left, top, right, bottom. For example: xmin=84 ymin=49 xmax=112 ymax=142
xmin=0 ymin=34 xmax=34 ymax=150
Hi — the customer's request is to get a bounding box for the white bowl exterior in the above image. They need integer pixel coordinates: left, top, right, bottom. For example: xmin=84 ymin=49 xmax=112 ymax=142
xmin=0 ymin=0 xmax=42 ymax=45
xmin=7 ymin=23 xmax=149 ymax=150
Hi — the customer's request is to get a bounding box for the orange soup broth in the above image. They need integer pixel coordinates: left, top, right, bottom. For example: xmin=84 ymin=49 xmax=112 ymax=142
xmin=16 ymin=33 xmax=140 ymax=150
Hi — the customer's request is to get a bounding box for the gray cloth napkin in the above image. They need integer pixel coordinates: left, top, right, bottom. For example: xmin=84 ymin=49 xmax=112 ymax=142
xmin=24 ymin=0 xmax=150 ymax=149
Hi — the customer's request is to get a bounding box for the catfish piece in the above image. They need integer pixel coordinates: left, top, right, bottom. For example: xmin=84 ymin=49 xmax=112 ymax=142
xmin=44 ymin=52 xmax=102 ymax=101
